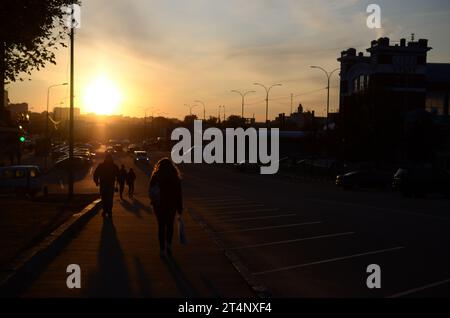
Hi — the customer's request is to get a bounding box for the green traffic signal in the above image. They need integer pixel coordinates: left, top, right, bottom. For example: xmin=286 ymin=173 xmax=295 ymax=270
xmin=20 ymin=136 xmax=26 ymax=142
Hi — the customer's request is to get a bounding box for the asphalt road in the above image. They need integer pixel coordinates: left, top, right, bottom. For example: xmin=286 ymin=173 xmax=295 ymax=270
xmin=180 ymin=161 xmax=450 ymax=298
xmin=45 ymin=148 xmax=450 ymax=297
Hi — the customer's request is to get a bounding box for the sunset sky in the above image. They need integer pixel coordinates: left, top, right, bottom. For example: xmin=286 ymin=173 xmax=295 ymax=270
xmin=6 ymin=0 xmax=450 ymax=121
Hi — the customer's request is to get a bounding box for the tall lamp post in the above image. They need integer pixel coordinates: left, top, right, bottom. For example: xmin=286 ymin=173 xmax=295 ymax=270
xmin=220 ymin=105 xmax=226 ymax=122
xmin=231 ymin=89 xmax=255 ymax=119
xmin=253 ymin=83 xmax=282 ymax=125
xmin=185 ymin=104 xmax=197 ymax=116
xmin=68 ymin=3 xmax=78 ymax=200
xmin=194 ymin=100 xmax=206 ymax=120
xmin=310 ymin=66 xmax=339 ymax=131
xmin=45 ymin=83 xmax=67 ymax=170
xmin=144 ymin=107 xmax=153 ymax=140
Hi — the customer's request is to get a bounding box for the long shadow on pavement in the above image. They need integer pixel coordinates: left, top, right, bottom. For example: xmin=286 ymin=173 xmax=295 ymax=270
xmin=87 ymin=218 xmax=132 ymax=297
xmin=133 ymin=256 xmax=153 ymax=297
xmin=133 ymin=198 xmax=153 ymax=214
xmin=119 ymin=198 xmax=152 ymax=218
xmin=162 ymin=256 xmax=199 ymax=298
xmin=119 ymin=199 xmax=143 ymax=218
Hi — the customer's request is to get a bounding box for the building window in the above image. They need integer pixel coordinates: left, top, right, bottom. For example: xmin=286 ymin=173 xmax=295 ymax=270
xmin=353 ymin=75 xmax=369 ymax=93
xmin=426 ymin=92 xmax=445 ymax=115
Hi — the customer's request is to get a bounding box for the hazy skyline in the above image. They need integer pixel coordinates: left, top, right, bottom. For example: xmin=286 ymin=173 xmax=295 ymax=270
xmin=6 ymin=0 xmax=450 ymax=120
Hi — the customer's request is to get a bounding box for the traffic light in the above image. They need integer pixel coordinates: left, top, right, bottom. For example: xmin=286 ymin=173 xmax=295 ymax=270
xmin=19 ymin=136 xmax=25 ymax=143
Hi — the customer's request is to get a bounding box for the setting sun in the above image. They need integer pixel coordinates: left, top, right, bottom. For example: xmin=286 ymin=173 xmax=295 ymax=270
xmin=83 ymin=75 xmax=123 ymax=115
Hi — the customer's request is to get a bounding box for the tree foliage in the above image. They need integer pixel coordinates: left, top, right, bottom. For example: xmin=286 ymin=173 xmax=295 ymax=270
xmin=0 ymin=0 xmax=79 ymax=83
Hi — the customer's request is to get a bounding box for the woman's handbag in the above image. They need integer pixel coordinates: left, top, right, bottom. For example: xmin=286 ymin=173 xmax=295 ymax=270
xmin=178 ymin=216 xmax=187 ymax=245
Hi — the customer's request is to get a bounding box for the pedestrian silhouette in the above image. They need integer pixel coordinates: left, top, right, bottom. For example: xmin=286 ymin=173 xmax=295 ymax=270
xmin=118 ymin=164 xmax=127 ymax=200
xmin=149 ymin=158 xmax=183 ymax=257
xmin=127 ymin=168 xmax=136 ymax=198
xmin=94 ymin=154 xmax=119 ymax=218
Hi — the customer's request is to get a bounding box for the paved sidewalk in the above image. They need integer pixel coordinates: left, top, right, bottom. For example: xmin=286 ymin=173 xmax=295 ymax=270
xmin=21 ymin=192 xmax=255 ymax=298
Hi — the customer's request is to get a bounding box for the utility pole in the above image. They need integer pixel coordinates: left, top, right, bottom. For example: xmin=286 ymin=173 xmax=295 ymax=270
xmin=68 ymin=5 xmax=76 ymax=200
xmin=45 ymin=83 xmax=67 ymax=170
xmin=310 ymin=66 xmax=339 ymax=132
xmin=254 ymin=83 xmax=282 ymax=126
xmin=290 ymin=93 xmax=293 ymax=115
xmin=194 ymin=100 xmax=206 ymax=121
xmin=231 ymin=90 xmax=255 ymax=119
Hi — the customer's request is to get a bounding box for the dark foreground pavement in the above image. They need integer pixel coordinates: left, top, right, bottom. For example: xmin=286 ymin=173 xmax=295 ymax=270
xmin=20 ymin=151 xmax=255 ymax=298
xmin=21 ymin=192 xmax=254 ymax=298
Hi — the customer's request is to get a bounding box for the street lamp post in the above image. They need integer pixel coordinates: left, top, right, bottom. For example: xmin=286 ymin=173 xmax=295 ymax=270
xmin=253 ymin=83 xmax=282 ymax=125
xmin=194 ymin=100 xmax=206 ymax=121
xmin=231 ymin=90 xmax=255 ymax=119
xmin=185 ymin=104 xmax=197 ymax=116
xmin=45 ymin=83 xmax=67 ymax=170
xmin=144 ymin=107 xmax=153 ymax=140
xmin=310 ymin=66 xmax=339 ymax=131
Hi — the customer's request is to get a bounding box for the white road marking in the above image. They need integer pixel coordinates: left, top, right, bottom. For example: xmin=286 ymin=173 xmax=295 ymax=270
xmin=201 ymin=198 xmax=245 ymax=201
xmin=230 ymin=232 xmax=356 ymax=250
xmin=218 ymin=221 xmax=322 ymax=233
xmin=253 ymin=246 xmax=405 ymax=275
xmin=207 ymin=204 xmax=265 ymax=210
xmin=305 ymin=198 xmax=450 ymax=222
xmin=214 ymin=213 xmax=297 ymax=223
xmin=190 ymin=195 xmax=241 ymax=199
xmin=202 ymin=201 xmax=253 ymax=207
xmin=388 ymin=278 xmax=450 ymax=298
xmin=212 ymin=208 xmax=280 ymax=216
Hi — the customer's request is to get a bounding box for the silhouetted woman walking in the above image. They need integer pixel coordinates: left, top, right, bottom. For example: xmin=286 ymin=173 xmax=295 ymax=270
xmin=149 ymin=158 xmax=183 ymax=256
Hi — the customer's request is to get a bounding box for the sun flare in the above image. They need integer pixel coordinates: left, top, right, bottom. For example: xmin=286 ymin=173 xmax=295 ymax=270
xmin=83 ymin=75 xmax=123 ymax=115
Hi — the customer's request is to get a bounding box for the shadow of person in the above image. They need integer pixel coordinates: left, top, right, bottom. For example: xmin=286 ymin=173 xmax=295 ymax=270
xmin=132 ymin=198 xmax=153 ymax=214
xmin=86 ymin=218 xmax=132 ymax=297
xmin=134 ymin=256 xmax=153 ymax=297
xmin=135 ymin=162 xmax=152 ymax=176
xmin=162 ymin=257 xmax=199 ymax=298
xmin=119 ymin=199 xmax=142 ymax=218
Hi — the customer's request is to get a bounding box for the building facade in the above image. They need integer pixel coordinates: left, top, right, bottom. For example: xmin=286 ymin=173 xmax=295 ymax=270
xmin=53 ymin=106 xmax=80 ymax=121
xmin=338 ymin=37 xmax=450 ymax=163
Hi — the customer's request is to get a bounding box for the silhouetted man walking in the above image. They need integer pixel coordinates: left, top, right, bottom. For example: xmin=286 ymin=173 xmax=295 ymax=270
xmin=127 ymin=168 xmax=136 ymax=198
xmin=118 ymin=164 xmax=127 ymax=200
xmin=94 ymin=154 xmax=119 ymax=218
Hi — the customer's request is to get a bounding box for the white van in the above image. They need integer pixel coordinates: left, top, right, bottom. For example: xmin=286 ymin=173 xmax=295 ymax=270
xmin=0 ymin=165 xmax=43 ymax=196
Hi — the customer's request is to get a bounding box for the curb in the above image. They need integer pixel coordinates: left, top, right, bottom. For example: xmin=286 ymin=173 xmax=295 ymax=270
xmin=187 ymin=204 xmax=272 ymax=298
xmin=0 ymin=198 xmax=102 ymax=297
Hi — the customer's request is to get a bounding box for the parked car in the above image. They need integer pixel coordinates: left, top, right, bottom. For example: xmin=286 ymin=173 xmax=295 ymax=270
xmin=393 ymin=167 xmax=450 ymax=197
xmin=127 ymin=144 xmax=141 ymax=154
xmin=235 ymin=157 xmax=289 ymax=174
xmin=0 ymin=165 xmax=42 ymax=196
xmin=113 ymin=144 xmax=123 ymax=152
xmin=336 ymin=170 xmax=391 ymax=190
xmin=134 ymin=150 xmax=150 ymax=164
xmin=105 ymin=146 xmax=115 ymax=155
xmin=54 ymin=156 xmax=91 ymax=169
xmin=234 ymin=161 xmax=260 ymax=173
